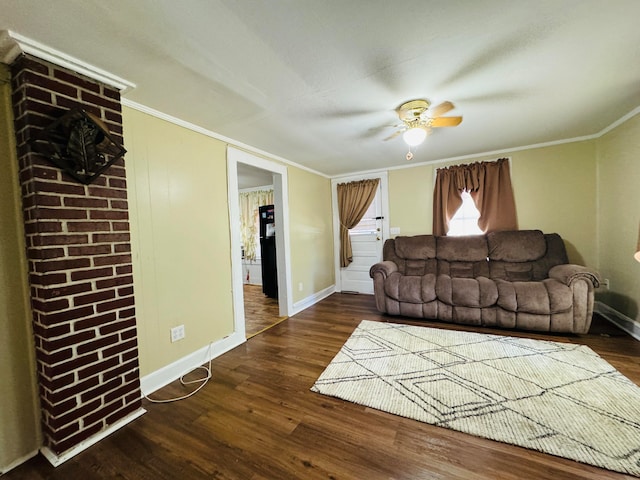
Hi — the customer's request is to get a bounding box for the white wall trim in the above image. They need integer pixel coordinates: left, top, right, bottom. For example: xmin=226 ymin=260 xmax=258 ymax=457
xmin=331 ymin=171 xmax=390 ymax=293
xmin=291 ymin=285 xmax=336 ymax=315
xmin=594 ymin=301 xmax=640 ymax=341
xmin=0 ymin=30 xmax=136 ymax=92
xmin=40 ymin=408 xmax=146 ymax=467
xmin=140 ymin=331 xmax=245 ymax=395
xmin=227 ymin=147 xmax=293 ymax=332
xmin=0 ymin=449 xmax=39 ymax=475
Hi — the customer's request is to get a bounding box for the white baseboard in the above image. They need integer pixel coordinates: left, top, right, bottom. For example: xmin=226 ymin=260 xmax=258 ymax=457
xmin=40 ymin=408 xmax=146 ymax=467
xmin=594 ymin=301 xmax=640 ymax=341
xmin=0 ymin=449 xmax=39 ymax=475
xmin=291 ymin=285 xmax=336 ymax=315
xmin=140 ymin=330 xmax=245 ymax=396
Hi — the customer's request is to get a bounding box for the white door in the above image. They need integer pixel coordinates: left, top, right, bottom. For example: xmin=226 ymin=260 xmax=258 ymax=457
xmin=340 ymin=183 xmax=384 ymax=294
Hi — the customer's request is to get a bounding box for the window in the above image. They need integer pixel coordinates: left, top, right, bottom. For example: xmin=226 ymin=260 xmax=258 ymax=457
xmin=349 ymin=189 xmax=381 ymax=236
xmin=447 ymin=191 xmax=482 ymax=236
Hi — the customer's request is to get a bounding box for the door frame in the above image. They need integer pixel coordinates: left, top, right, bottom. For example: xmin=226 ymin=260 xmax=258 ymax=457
xmin=227 ymin=147 xmax=292 ymax=338
xmin=331 ymin=171 xmax=390 ymax=293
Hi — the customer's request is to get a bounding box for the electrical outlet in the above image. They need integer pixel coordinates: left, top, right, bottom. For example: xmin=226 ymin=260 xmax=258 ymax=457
xmin=170 ymin=324 xmax=185 ymax=342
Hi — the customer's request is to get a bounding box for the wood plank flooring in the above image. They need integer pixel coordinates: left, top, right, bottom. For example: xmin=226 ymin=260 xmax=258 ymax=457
xmin=6 ymin=293 xmax=640 ymax=479
xmin=243 ymin=284 xmax=287 ymax=338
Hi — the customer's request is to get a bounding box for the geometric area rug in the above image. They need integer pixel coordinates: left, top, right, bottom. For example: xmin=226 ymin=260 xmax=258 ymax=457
xmin=311 ymin=320 xmax=640 ymax=476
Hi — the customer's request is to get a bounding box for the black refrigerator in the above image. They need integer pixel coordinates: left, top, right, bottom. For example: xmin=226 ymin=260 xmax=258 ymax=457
xmin=259 ymin=204 xmax=278 ymax=299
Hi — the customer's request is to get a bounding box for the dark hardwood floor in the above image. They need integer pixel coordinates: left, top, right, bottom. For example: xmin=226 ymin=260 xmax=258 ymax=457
xmin=244 ymin=284 xmax=286 ymax=338
xmin=6 ymin=293 xmax=640 ymax=479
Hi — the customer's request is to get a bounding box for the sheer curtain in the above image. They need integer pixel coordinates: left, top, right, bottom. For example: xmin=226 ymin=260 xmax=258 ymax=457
xmin=433 ymin=158 xmax=517 ymax=236
xmin=239 ymin=189 xmax=274 ymax=260
xmin=337 ymin=178 xmax=380 ymax=267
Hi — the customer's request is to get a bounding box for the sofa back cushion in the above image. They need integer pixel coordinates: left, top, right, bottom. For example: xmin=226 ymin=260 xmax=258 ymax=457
xmin=488 ymin=231 xmax=569 ymax=281
xmin=383 ymin=235 xmax=437 ymax=276
xmin=436 ymin=235 xmax=489 ymax=278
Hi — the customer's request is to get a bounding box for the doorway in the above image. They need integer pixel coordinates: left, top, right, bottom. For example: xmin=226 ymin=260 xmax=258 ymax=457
xmin=227 ymin=147 xmax=292 ymax=340
xmin=331 ymin=172 xmax=390 ymax=294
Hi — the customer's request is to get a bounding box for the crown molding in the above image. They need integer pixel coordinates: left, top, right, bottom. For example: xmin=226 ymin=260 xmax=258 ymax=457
xmin=0 ymin=30 xmax=135 ymax=93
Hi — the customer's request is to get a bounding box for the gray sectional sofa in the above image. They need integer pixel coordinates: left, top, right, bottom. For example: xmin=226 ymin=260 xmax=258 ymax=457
xmin=369 ymin=230 xmax=599 ymax=333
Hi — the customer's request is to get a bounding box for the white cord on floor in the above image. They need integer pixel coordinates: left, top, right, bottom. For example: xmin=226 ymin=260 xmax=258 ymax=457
xmin=143 ymin=343 xmax=214 ymax=404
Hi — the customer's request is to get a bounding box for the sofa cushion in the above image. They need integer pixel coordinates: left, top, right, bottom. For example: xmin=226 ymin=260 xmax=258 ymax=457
xmin=436 ymin=235 xmax=488 ymax=261
xmin=384 ymin=272 xmax=437 ymax=303
xmin=394 ymin=235 xmax=436 ymax=260
xmin=436 ymin=275 xmax=498 ymax=308
xmin=487 ymin=230 xmax=546 ymax=262
xmin=495 ymin=278 xmax=572 ymax=314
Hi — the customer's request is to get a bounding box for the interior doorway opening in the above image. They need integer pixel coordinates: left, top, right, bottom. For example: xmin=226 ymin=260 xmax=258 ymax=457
xmin=227 ymin=147 xmax=292 ymax=340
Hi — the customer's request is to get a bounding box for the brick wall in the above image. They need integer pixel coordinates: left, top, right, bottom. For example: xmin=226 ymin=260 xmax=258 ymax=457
xmin=10 ymin=55 xmax=142 ymax=455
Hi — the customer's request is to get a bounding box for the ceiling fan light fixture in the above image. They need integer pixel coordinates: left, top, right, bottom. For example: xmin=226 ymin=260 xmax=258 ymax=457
xmin=403 ymin=127 xmax=427 ymax=146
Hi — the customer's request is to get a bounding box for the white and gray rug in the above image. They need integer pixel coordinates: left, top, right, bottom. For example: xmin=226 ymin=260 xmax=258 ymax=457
xmin=311 ymin=320 xmax=640 ymax=476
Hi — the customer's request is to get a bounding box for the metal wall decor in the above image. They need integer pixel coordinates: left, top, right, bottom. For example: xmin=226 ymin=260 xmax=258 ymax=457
xmin=32 ymin=108 xmax=127 ymax=184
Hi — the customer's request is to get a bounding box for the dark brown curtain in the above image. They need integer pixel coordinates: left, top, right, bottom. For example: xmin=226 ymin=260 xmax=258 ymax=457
xmin=338 ymin=178 xmax=380 ymax=267
xmin=433 ymin=158 xmax=517 ymax=236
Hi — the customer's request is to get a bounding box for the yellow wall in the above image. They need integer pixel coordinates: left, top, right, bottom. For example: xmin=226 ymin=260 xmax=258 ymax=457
xmin=124 ymin=107 xmax=235 ymax=376
xmin=123 ymin=107 xmax=335 ymax=375
xmin=288 ymin=167 xmax=334 ymax=302
xmin=387 ymin=141 xmax=598 ymax=267
xmin=0 ymin=65 xmax=41 ymax=472
xmin=596 ymin=113 xmax=640 ymax=320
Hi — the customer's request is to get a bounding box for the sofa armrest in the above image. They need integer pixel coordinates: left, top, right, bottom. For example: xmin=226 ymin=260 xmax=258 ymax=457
xmin=548 ymin=264 xmax=600 ymax=288
xmin=369 ymin=261 xmax=398 ymax=279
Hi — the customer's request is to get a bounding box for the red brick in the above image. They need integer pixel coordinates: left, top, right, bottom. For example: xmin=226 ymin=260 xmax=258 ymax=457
xmin=33 ymin=180 xmax=86 ymax=196
xmin=99 ymin=318 xmax=135 ymax=336
xmin=32 ymin=234 xmax=88 ymax=247
xmin=53 ymin=422 xmax=102 ymax=455
xmin=42 ymin=305 xmax=95 ymax=326
xmin=48 ymin=398 xmax=102 ymax=430
xmin=36 ymin=347 xmax=73 ymax=365
xmin=87 ymin=186 xmax=127 ymax=199
xmin=32 ymin=166 xmax=60 ymax=181
xmin=30 ymin=247 xmax=66 ymax=260
xmin=31 ymin=298 xmax=70 ymax=313
xmin=81 ymin=91 xmax=120 ymax=111
xmin=103 ymin=338 xmax=137 ymax=359
xmin=118 ymin=308 xmax=135 ymax=320
xmin=33 ymin=208 xmax=87 ymax=220
xmin=110 ymin=200 xmax=128 ymax=210
xmin=114 ymin=243 xmax=131 ymax=253
xmin=35 ymin=257 xmax=91 ymax=274
xmin=107 ymin=400 xmax=140 ymax=426
xmin=53 ymin=69 xmax=101 ymax=93
xmin=67 ymin=221 xmax=111 ymax=232
xmin=44 ymin=352 xmax=99 ymax=379
xmin=96 ymin=296 xmax=134 ymax=313
xmin=93 ymin=233 xmax=130 ymax=243
xmin=77 ymin=356 xmax=120 ymax=381
xmin=116 ymin=265 xmax=132 ymax=275
xmin=31 ymin=272 xmax=68 ymax=286
xmin=70 ymin=267 xmax=114 ymax=281
xmin=117 ymin=286 xmax=134 ymax=297
xmin=32 ymin=322 xmax=71 ymax=339
xmin=93 ymin=254 xmax=131 ymax=267
xmin=68 ymin=244 xmax=112 ymax=256
xmin=89 ymin=210 xmax=128 ymax=220
xmin=34 ymin=193 xmax=62 ymax=206
xmin=63 ymin=197 xmax=109 ymax=208
xmin=39 ymin=282 xmax=92 ymax=299
xmin=42 ymin=330 xmax=95 ymax=352
xmin=112 ymin=222 xmax=130 ymax=232
xmin=74 ymin=289 xmax=116 ymax=307
xmin=104 ymin=375 xmax=139 ymax=402
xmin=74 ymin=312 xmax=117 ymax=331
xmin=46 ymin=375 xmax=100 ymax=405
xmin=120 ymin=327 xmax=137 ymax=340
xmin=80 ymin=377 xmax=122 ymax=403
xmin=108 ymin=178 xmax=127 ymax=189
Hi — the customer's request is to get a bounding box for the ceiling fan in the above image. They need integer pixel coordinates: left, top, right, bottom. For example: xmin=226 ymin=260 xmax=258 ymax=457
xmin=385 ymin=99 xmax=462 ymax=157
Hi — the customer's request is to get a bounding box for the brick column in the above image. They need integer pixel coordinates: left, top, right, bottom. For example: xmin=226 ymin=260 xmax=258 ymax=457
xmin=10 ymin=55 xmax=142 ymax=456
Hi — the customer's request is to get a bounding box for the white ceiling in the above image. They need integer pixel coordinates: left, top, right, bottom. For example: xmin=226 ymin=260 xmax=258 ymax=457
xmin=2 ymin=1 xmax=640 ymax=177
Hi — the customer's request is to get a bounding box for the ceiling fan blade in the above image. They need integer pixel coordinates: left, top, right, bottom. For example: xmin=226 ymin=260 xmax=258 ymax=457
xmin=429 ymin=101 xmax=455 ymax=117
xmin=431 ymin=116 xmax=462 ymax=127
xmin=383 ymin=130 xmax=403 ymax=141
